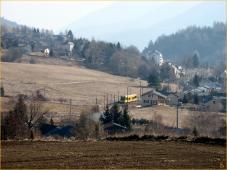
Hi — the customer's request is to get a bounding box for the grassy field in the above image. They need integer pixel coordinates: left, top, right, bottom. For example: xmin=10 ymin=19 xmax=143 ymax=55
xmin=1 ymin=140 xmax=225 ymax=169
xmin=130 ymin=105 xmax=226 ymax=129
xmin=1 ymin=62 xmax=225 ymax=127
xmin=1 ymin=62 xmax=147 ymax=106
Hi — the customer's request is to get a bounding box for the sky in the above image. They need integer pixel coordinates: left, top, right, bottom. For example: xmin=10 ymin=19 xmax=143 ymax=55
xmin=2 ymin=1 xmax=113 ymax=31
xmin=2 ymin=1 xmax=226 ymax=50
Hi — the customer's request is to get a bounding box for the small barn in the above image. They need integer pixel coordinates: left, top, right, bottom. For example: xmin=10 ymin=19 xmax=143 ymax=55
xmin=167 ymin=93 xmax=179 ymax=106
xmin=103 ymin=122 xmax=127 ymax=133
xmin=141 ymin=90 xmax=168 ymax=107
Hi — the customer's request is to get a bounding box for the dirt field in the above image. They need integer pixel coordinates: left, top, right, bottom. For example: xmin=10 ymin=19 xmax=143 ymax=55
xmin=1 ymin=140 xmax=225 ymax=169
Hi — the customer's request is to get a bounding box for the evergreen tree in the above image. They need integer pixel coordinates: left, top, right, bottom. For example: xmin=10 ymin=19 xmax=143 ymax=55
xmin=67 ymin=30 xmax=74 ymax=41
xmin=100 ymin=105 xmax=112 ymax=124
xmin=116 ymin=42 xmax=121 ymax=49
xmin=50 ymin=117 xmax=54 ymax=126
xmin=122 ymin=106 xmax=131 ymax=130
xmin=147 ymin=73 xmax=161 ymax=90
xmin=194 ymin=94 xmax=199 ymax=104
xmin=1 ymin=86 xmax=4 ymax=97
xmin=192 ymin=52 xmax=199 ymax=68
xmin=5 ymin=95 xmax=28 ymax=139
xmin=111 ymin=103 xmax=121 ymax=124
xmin=193 ymin=74 xmax=200 ymax=87
xmin=49 ymin=49 xmax=54 ymax=57
xmin=182 ymin=94 xmax=188 ymax=103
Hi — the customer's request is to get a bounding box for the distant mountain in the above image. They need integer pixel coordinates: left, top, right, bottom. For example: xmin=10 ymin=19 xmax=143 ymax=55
xmin=64 ymin=2 xmax=225 ymax=50
xmin=1 ymin=17 xmax=20 ymax=28
xmin=143 ymin=22 xmax=226 ymax=67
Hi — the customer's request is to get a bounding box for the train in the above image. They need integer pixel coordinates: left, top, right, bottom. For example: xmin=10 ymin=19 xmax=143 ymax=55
xmin=120 ymin=94 xmax=138 ymax=103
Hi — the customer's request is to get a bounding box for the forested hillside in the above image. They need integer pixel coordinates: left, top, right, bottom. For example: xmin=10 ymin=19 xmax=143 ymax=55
xmin=1 ymin=17 xmax=225 ymax=79
xmin=143 ymin=22 xmax=226 ymax=67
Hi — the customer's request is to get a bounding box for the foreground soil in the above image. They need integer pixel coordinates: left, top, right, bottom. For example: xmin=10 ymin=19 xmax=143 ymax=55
xmin=1 ymin=140 xmax=226 ymax=169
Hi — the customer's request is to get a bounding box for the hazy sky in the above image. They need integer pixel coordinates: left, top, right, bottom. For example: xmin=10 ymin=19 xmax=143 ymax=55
xmin=2 ymin=0 xmax=205 ymax=32
xmin=2 ymin=1 xmax=113 ymax=31
xmin=2 ymin=1 xmax=226 ymax=50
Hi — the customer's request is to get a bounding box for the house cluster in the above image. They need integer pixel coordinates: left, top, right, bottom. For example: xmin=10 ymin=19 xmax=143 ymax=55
xmin=140 ymin=84 xmax=226 ymax=113
xmin=150 ymin=50 xmax=164 ymax=66
xmin=146 ymin=50 xmax=185 ymax=78
xmin=167 ymin=62 xmax=185 ymax=79
xmin=50 ymin=34 xmax=74 ymax=58
xmin=184 ymin=83 xmax=221 ymax=97
xmin=3 ymin=29 xmax=75 ymax=59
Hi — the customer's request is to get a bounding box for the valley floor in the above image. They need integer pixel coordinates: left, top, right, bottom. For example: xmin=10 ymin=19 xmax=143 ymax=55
xmin=1 ymin=140 xmax=225 ymax=169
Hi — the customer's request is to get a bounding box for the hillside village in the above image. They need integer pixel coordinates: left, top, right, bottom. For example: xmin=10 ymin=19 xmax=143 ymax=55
xmin=1 ymin=1 xmax=226 ymax=169
xmin=1 ymin=17 xmax=226 ymax=140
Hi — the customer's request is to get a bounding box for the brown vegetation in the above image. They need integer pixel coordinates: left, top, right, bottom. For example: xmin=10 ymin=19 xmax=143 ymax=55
xmin=2 ymin=62 xmax=146 ymax=106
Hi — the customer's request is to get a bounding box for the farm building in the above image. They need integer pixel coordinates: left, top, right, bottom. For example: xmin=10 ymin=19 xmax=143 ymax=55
xmin=141 ymin=90 xmax=168 ymax=107
xmin=103 ymin=122 xmax=127 ymax=133
xmin=167 ymin=93 xmax=182 ymax=106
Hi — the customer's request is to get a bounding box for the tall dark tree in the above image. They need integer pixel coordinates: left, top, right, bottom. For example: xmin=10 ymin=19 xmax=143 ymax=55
xmin=49 ymin=48 xmax=54 ymax=57
xmin=1 ymin=86 xmax=4 ymax=97
xmin=4 ymin=95 xmax=27 ymax=139
xmin=67 ymin=30 xmax=74 ymax=41
xmin=192 ymin=52 xmax=199 ymax=68
xmin=147 ymin=73 xmax=161 ymax=90
xmin=110 ymin=103 xmax=122 ymax=124
xmin=121 ymin=107 xmax=131 ymax=130
xmin=116 ymin=42 xmax=121 ymax=49
xmin=193 ymin=74 xmax=200 ymax=87
xmin=100 ymin=103 xmax=131 ymax=130
xmin=100 ymin=106 xmax=112 ymax=124
xmin=194 ymin=94 xmax=199 ymax=104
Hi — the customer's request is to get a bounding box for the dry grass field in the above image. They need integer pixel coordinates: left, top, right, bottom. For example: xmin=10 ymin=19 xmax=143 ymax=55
xmin=1 ymin=140 xmax=225 ymax=169
xmin=17 ymin=54 xmax=79 ymax=66
xmin=1 ymin=62 xmax=147 ymax=106
xmin=1 ymin=62 xmax=225 ymax=127
xmin=130 ymin=105 xmax=226 ymax=129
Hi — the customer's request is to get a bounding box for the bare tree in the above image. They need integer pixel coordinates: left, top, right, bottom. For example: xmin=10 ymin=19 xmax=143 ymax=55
xmin=3 ymin=94 xmax=48 ymax=140
xmin=76 ymin=112 xmax=90 ymax=140
xmin=25 ymin=99 xmax=48 ymax=139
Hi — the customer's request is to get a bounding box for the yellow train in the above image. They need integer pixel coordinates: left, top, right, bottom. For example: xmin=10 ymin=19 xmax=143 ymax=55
xmin=120 ymin=94 xmax=138 ymax=103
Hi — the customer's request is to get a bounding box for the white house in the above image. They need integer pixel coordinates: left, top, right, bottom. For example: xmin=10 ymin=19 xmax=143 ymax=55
xmin=151 ymin=50 xmax=164 ymax=66
xmin=68 ymin=42 xmax=74 ymax=53
xmin=168 ymin=62 xmax=185 ymax=79
xmin=44 ymin=48 xmax=50 ymax=56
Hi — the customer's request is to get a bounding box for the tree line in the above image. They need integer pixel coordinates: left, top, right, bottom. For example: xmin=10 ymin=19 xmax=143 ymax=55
xmin=143 ymin=22 xmax=226 ymax=68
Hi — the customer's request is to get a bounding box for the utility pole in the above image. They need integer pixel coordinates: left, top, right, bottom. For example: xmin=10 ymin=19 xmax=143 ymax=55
xmin=140 ymin=81 xmax=142 ymax=101
xmin=118 ymin=91 xmax=119 ymax=102
xmin=127 ymin=86 xmax=129 ymax=105
xmin=176 ymin=98 xmax=179 ymax=128
xmin=103 ymin=95 xmax=106 ymax=110
xmin=106 ymin=93 xmax=109 ymax=106
xmin=95 ymin=96 xmax=98 ymax=105
xmin=95 ymin=96 xmax=98 ymax=112
xmin=110 ymin=94 xmax=112 ymax=104
xmin=114 ymin=93 xmax=116 ymax=103
xmin=43 ymin=87 xmax=46 ymax=98
xmin=69 ymin=99 xmax=72 ymax=116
